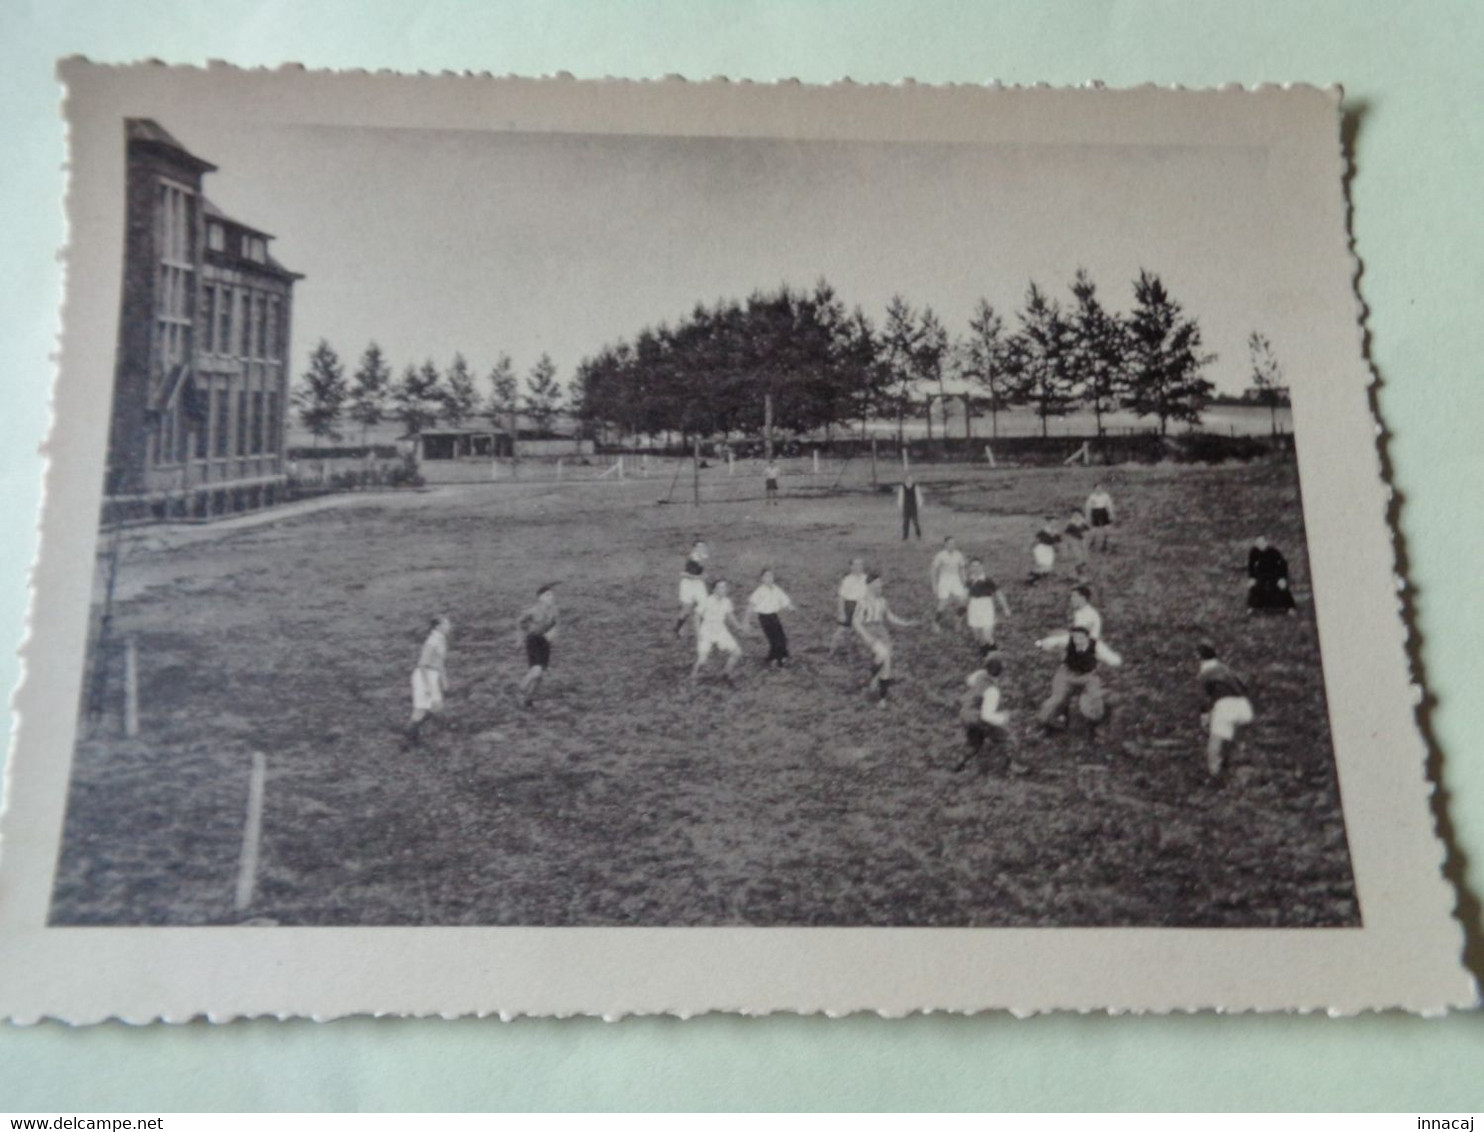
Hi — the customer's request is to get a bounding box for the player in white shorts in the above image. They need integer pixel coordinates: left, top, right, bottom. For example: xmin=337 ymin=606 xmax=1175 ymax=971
xmin=674 ymin=539 xmax=710 ymax=637
xmin=692 ymin=578 xmax=747 ymax=682
xmin=929 ymin=536 xmax=969 ymax=632
xmin=828 ymin=556 xmax=870 ymax=655
xmin=965 ymin=558 xmax=1012 ymax=659
xmin=407 ymin=615 xmax=451 ymax=746
xmin=1197 ymin=643 xmax=1255 ymax=781
xmin=853 ymin=574 xmax=920 ymax=705
xmin=1027 ymin=517 xmax=1060 ymax=585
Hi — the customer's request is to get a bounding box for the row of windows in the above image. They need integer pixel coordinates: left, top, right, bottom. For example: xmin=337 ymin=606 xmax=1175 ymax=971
xmin=206 ymin=222 xmax=268 ymax=264
xmin=200 ymin=284 xmax=284 ymax=361
xmin=151 ymin=387 xmax=281 ymax=468
xmin=157 ymin=182 xmax=194 ymax=264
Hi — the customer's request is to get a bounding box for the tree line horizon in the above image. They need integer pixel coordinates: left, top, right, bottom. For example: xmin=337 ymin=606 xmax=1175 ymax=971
xmin=294 ymin=268 xmax=1291 ymax=450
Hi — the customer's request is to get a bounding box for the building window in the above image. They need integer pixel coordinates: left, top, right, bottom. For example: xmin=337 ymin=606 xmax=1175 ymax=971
xmin=240 ymin=289 xmax=254 ymax=358
xmin=246 ymin=236 xmax=266 ymax=263
xmin=266 ymin=297 xmax=281 ymax=360
xmin=217 ymin=286 xmax=233 ymax=357
xmin=251 ymin=391 xmax=265 ymax=454
xmin=237 ymin=390 xmax=249 ymax=456
xmin=194 ymin=401 xmax=208 ymax=459
xmin=215 ymin=388 xmax=231 ymax=458
xmin=207 ymin=223 xmax=225 ymax=252
xmin=266 ymin=390 xmax=280 ymax=455
xmin=202 ymin=286 xmax=217 ymax=354
xmin=255 ymin=294 xmax=269 ymax=359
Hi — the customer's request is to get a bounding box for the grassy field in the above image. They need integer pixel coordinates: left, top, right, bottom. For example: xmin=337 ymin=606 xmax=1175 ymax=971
xmin=51 ymin=459 xmax=1360 ymax=928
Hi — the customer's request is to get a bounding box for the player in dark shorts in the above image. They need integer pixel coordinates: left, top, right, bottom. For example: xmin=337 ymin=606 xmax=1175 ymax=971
xmin=1064 ymin=509 xmax=1090 ymax=575
xmin=828 ymin=556 xmax=870 ymax=655
xmin=517 ymin=584 xmax=559 ymax=707
xmin=764 ymin=460 xmax=781 ymax=506
xmin=954 ymin=657 xmax=1011 ymax=776
xmin=1085 ymin=483 xmax=1115 ymax=552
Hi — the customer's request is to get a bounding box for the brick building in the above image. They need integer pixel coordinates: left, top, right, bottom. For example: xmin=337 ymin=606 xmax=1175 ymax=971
xmin=106 ymin=119 xmax=302 ymax=521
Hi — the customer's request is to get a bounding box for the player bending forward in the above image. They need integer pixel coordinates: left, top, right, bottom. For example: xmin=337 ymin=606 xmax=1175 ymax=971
xmin=407 ymin=615 xmax=451 ymax=745
xmin=954 ymin=657 xmax=1011 ymax=776
xmin=854 ymin=574 xmax=919 ymax=706
xmin=674 ymin=539 xmax=711 ymax=636
xmin=1197 ymin=643 xmax=1255 ymax=781
xmin=1034 ymin=625 xmax=1123 ymax=734
xmin=965 ymin=558 xmax=1012 ymax=659
xmin=828 ymin=557 xmax=870 ymax=655
xmin=930 ymin=536 xmax=969 ymax=632
xmin=747 ymin=567 xmax=797 ymax=668
xmin=692 ymin=578 xmax=747 ymax=682
xmin=516 ymin=584 xmax=559 ymax=708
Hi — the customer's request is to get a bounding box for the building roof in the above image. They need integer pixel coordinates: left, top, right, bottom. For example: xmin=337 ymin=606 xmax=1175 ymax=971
xmin=202 ymin=197 xmax=304 ymax=281
xmin=125 ymin=118 xmax=217 ymax=173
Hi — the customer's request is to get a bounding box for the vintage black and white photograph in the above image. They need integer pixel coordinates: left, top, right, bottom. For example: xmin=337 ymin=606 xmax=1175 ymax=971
xmin=0 ymin=66 xmax=1470 ymax=1019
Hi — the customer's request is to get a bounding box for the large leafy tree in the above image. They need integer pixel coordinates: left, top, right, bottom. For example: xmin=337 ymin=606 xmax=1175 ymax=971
xmin=294 ymin=339 xmax=348 ymax=443
xmin=441 ymin=353 xmax=481 ymax=427
xmin=347 ymin=341 xmax=391 ymax=443
xmin=524 ymin=353 xmax=565 ymax=435
xmin=1068 ymin=270 xmax=1129 ymax=437
xmin=1006 ymin=284 xmax=1078 ymax=438
xmin=1247 ymin=331 xmax=1288 ymax=436
xmin=1123 ymin=270 xmax=1215 ymax=436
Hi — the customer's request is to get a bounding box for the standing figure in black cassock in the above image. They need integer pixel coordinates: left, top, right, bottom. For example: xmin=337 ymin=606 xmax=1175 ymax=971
xmin=1247 ymin=535 xmax=1297 ymax=614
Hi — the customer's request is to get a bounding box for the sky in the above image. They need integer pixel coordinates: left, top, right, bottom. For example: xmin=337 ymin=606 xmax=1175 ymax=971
xmin=167 ymin=118 xmax=1288 ymax=396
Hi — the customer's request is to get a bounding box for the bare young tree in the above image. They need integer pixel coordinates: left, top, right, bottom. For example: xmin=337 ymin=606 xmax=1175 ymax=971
xmin=1247 ymin=331 xmax=1289 ymax=436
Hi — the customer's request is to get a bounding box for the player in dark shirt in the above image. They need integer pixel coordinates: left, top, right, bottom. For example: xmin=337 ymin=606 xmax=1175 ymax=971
xmin=1197 ymin=642 xmax=1254 ymax=780
xmin=1247 ymin=536 xmax=1297 ymax=614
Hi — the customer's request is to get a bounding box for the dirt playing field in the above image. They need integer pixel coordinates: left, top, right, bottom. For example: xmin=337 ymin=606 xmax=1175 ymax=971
xmin=50 ymin=459 xmax=1360 ymax=927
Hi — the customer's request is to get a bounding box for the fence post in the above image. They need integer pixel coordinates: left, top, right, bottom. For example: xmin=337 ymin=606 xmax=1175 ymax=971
xmin=618 ymin=455 xmax=625 ymax=480
xmin=557 ymin=458 xmax=564 ymax=480
xmin=728 ymin=451 xmax=735 ymax=476
xmin=812 ymin=449 xmax=820 ymax=475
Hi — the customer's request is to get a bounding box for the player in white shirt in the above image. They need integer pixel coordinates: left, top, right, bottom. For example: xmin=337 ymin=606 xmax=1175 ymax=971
xmin=929 ymin=536 xmax=969 ymax=632
xmin=764 ymin=460 xmax=781 ymax=506
xmin=674 ymin=539 xmax=711 ymax=637
xmin=953 ymin=657 xmax=1012 ymax=776
xmin=691 ymin=578 xmax=747 ymax=682
xmin=1085 ymin=482 xmax=1116 ymax=553
xmin=853 ymin=574 xmax=920 ymax=705
xmin=1068 ymin=584 xmax=1103 ymax=640
xmin=407 ymin=615 xmax=451 ymax=746
xmin=747 ymin=567 xmax=796 ymax=667
xmin=828 ymin=557 xmax=870 ymax=655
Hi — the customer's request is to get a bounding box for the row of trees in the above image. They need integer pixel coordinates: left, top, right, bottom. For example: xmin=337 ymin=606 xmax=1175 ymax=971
xmin=574 ymin=270 xmax=1256 ymax=453
xmin=294 ymin=343 xmax=568 ymax=442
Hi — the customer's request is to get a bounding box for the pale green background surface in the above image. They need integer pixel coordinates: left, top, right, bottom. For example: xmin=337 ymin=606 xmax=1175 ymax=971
xmin=2 ymin=0 xmax=1481 ymax=1112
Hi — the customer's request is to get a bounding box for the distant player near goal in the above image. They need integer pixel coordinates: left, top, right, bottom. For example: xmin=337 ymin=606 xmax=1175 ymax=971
xmin=674 ymin=539 xmax=711 ymax=637
xmin=516 ymin=584 xmax=559 ymax=708
xmin=929 ymin=535 xmax=968 ymax=633
xmin=764 ymin=459 xmax=781 ymax=506
xmin=854 ymin=573 xmax=920 ymax=706
xmin=692 ymin=578 xmax=747 ymax=683
xmin=965 ymin=558 xmax=1012 ymax=660
xmin=1085 ymin=482 xmax=1116 ymax=553
xmin=1197 ymin=642 xmax=1255 ymax=781
xmin=828 ymin=556 xmax=870 ymax=655
xmin=407 ymin=615 xmax=451 ymax=746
